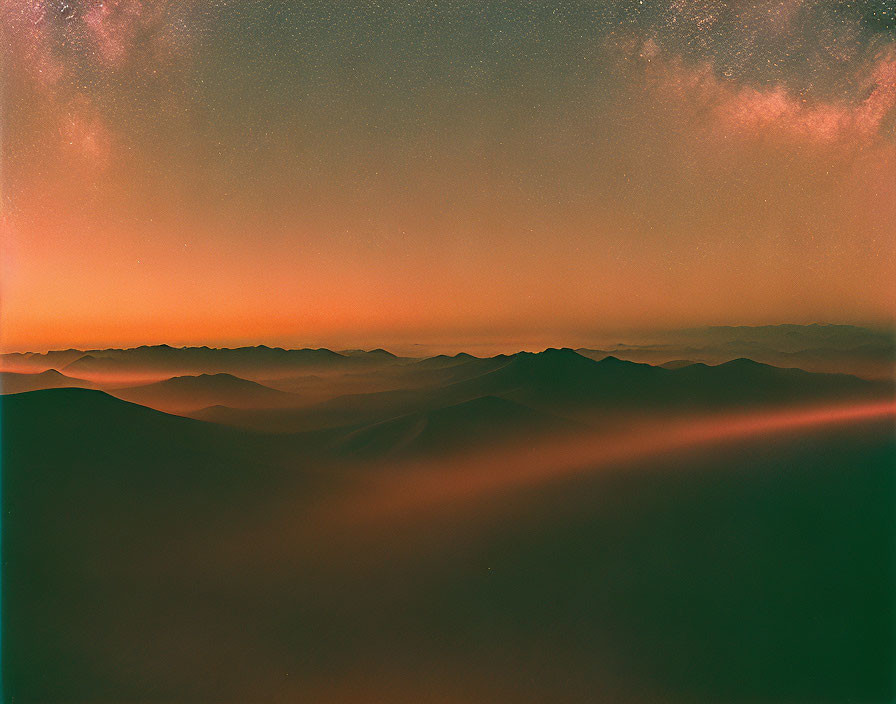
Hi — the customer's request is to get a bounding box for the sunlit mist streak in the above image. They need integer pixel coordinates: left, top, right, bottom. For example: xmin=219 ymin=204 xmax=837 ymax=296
xmin=336 ymin=400 xmax=896 ymax=523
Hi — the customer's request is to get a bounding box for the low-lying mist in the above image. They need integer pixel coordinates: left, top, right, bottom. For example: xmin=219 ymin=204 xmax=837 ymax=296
xmin=4 ymin=387 xmax=893 ymax=702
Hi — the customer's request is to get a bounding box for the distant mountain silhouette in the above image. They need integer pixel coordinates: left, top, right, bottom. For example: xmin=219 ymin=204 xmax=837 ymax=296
xmin=665 ymin=358 xmax=881 ymax=406
xmin=465 ymin=349 xmax=662 ymax=404
xmin=111 ymin=373 xmax=299 ymax=413
xmin=436 ymin=349 xmax=885 ymax=415
xmin=2 ymin=345 xmax=406 ymax=382
xmin=192 ymin=349 xmax=890 ymax=432
xmin=389 ymin=354 xmax=506 ymax=389
xmin=681 ymin=323 xmax=892 ymax=353
xmin=61 ymin=345 xmax=353 ymax=379
xmin=337 ymin=348 xmax=400 ymax=360
xmin=0 ymin=369 xmax=94 ymax=394
xmin=5 ymin=325 xmax=891 ymax=381
xmin=0 ymin=349 xmax=86 ymax=373
xmin=332 ymin=395 xmax=577 ymax=460
xmin=63 ymin=354 xmax=141 ymax=378
xmin=660 ymin=359 xmax=698 ymax=369
xmin=411 ymin=352 xmax=479 ymax=369
xmin=575 ymin=324 xmax=895 ymax=379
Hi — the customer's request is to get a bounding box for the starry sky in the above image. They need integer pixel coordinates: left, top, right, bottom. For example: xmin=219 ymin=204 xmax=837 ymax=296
xmin=1 ymin=0 xmax=894 ymax=352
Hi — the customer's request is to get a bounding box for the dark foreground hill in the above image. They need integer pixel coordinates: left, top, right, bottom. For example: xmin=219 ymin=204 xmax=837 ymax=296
xmin=0 ymin=388 xmax=295 ymax=490
xmin=3 ymin=386 xmax=893 ymax=703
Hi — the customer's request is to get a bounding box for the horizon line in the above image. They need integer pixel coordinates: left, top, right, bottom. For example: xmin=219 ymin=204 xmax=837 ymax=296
xmin=2 ymin=321 xmax=893 ymax=357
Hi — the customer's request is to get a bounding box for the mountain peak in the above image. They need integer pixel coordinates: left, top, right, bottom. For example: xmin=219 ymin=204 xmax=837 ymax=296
xmin=505 ymin=348 xmax=597 ymax=377
xmin=597 ymin=355 xmax=624 ymax=363
xmin=718 ymin=357 xmax=771 ymax=369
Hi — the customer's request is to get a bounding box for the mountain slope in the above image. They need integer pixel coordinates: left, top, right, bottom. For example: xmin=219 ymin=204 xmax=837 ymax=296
xmin=1 ymin=369 xmax=94 ymax=394
xmin=193 ymin=350 xmax=890 ymax=432
xmin=332 ymin=395 xmax=577 ymax=460
xmin=1 ymin=387 xmax=319 ymax=703
xmin=4 ymin=388 xmax=894 ymax=703
xmin=111 ymin=373 xmax=299 ymax=413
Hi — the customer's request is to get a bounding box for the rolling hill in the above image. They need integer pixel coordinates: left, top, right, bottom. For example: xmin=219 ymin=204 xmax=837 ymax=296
xmin=195 ymin=349 xmax=890 ymax=432
xmin=0 ymin=369 xmax=94 ymax=394
xmin=332 ymin=395 xmax=578 ymax=460
xmin=110 ymin=373 xmax=300 ymax=413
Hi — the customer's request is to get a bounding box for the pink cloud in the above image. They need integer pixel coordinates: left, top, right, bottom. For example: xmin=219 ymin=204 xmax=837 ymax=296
xmin=82 ymin=0 xmax=145 ymax=67
xmin=642 ymin=43 xmax=896 ymax=144
xmin=79 ymin=0 xmax=202 ymax=69
xmin=2 ymin=0 xmax=205 ymax=172
xmin=1 ymin=0 xmax=65 ymax=90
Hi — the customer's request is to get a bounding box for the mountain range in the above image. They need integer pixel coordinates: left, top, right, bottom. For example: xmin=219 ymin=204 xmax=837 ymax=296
xmin=576 ymin=324 xmax=894 ymax=379
xmin=3 ymin=325 xmax=891 ymax=382
xmin=196 ymin=349 xmax=889 ymax=434
xmin=1 ymin=344 xmax=407 ymax=382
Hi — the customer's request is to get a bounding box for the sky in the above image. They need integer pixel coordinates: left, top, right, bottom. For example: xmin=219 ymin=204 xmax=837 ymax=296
xmin=1 ymin=0 xmax=894 ymax=352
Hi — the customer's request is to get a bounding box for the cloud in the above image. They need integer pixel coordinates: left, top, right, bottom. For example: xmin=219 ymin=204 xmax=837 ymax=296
xmin=82 ymin=0 xmax=146 ymax=67
xmin=1 ymin=0 xmax=209 ymax=172
xmin=638 ymin=42 xmax=896 ymax=144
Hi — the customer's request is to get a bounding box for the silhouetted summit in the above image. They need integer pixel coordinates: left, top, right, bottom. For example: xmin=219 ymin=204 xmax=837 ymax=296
xmin=112 ymin=373 xmax=297 ymax=412
xmin=0 ymin=369 xmax=93 ymax=395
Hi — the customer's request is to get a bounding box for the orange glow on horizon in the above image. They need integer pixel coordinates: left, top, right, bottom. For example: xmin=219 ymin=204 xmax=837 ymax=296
xmin=2 ymin=1 xmax=893 ymax=353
